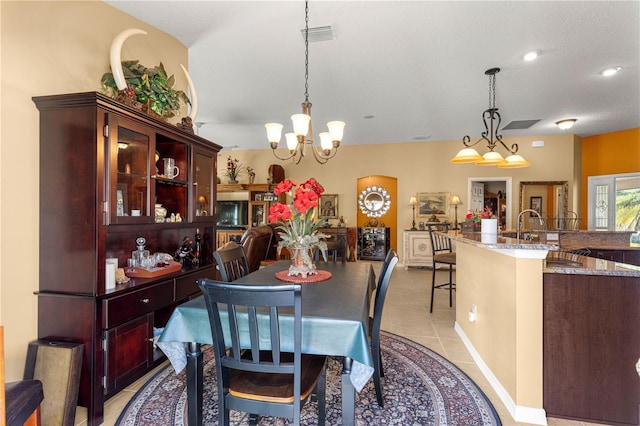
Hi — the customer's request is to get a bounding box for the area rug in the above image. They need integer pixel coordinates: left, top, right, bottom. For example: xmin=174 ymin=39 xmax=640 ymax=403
xmin=116 ymin=331 xmax=501 ymax=425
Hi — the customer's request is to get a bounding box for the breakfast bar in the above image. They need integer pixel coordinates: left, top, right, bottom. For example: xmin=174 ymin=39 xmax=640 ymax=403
xmin=446 ymin=231 xmax=640 ymax=425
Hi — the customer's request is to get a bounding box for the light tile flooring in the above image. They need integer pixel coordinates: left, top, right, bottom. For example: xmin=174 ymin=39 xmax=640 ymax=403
xmin=75 ymin=265 xmax=606 ymax=426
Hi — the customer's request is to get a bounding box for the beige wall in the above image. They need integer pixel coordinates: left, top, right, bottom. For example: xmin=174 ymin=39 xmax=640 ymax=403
xmin=0 ymin=1 xmax=188 ymax=380
xmin=219 ymin=134 xmax=578 ymax=259
xmin=1 ymin=1 xmax=579 ymax=381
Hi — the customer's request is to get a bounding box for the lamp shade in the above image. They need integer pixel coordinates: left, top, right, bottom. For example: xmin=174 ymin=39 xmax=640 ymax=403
xmin=498 ymin=154 xmax=531 ymax=168
xmin=409 ymin=196 xmax=418 ymax=206
xmin=319 ymin=132 xmax=332 ymax=150
xmin=265 ymin=123 xmax=283 ymax=144
xmin=450 ymin=148 xmax=483 ymax=163
xmin=291 ymin=113 xmax=311 ymax=136
xmin=476 ymin=151 xmax=506 ymax=166
xmin=450 ymin=195 xmax=462 ymax=205
xmin=327 ymin=121 xmax=345 ymax=142
xmin=285 ymin=133 xmax=298 ymax=150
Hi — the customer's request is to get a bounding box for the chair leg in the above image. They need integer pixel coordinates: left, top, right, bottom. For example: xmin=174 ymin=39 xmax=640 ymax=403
xmin=372 ymin=339 xmax=384 ymax=407
xmin=449 ymin=265 xmax=454 ymax=307
xmin=379 ymin=350 xmax=384 ymax=377
xmin=316 ymin=361 xmax=326 ymax=425
xmin=430 ymin=264 xmax=437 ymax=313
xmin=23 ymin=406 xmax=41 ymax=426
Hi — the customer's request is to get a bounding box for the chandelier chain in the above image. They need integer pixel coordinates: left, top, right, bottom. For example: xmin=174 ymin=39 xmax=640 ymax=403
xmin=304 ymin=0 xmax=310 ymax=103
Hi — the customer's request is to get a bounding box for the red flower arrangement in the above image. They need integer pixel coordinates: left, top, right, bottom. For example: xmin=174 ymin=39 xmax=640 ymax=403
xmin=268 ymin=178 xmax=330 ymax=255
xmin=465 ymin=206 xmax=497 ymax=223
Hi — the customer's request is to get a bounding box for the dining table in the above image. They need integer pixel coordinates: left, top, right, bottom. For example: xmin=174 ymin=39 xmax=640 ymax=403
xmin=157 ymin=260 xmax=376 ymax=426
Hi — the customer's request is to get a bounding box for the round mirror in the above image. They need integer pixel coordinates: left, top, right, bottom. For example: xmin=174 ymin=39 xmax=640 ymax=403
xmin=358 ymin=186 xmax=391 ymax=218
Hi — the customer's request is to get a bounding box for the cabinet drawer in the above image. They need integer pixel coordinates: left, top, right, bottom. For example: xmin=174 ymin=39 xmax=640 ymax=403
xmin=103 ymin=281 xmax=174 ymax=328
xmin=175 ymin=267 xmax=215 ymax=301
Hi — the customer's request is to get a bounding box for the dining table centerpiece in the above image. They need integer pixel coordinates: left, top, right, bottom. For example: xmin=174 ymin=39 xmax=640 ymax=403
xmin=269 ymin=178 xmax=330 ymax=278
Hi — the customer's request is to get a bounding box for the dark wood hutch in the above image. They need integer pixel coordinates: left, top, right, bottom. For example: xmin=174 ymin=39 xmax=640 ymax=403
xmin=33 ymin=92 xmax=221 ymax=425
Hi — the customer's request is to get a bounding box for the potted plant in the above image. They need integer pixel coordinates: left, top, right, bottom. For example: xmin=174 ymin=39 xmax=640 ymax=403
xmin=101 ymin=60 xmax=190 ymax=119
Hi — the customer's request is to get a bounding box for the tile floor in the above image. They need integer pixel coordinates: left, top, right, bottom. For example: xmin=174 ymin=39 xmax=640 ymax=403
xmin=74 ymin=265 xmax=606 ymax=426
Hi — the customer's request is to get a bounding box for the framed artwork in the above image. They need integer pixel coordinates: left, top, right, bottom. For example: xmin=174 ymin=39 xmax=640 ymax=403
xmin=319 ymin=194 xmax=338 ymax=219
xmin=254 ymin=193 xmax=262 ymax=201
xmin=530 ymin=196 xmax=542 ymax=214
xmin=263 ymin=192 xmax=277 ymax=202
xmin=417 ymin=192 xmax=450 ymax=218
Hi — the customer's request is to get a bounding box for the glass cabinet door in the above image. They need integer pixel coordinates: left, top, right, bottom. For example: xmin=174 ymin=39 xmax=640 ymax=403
xmin=109 ymin=117 xmax=152 ymax=224
xmin=193 ymin=149 xmax=215 ymax=221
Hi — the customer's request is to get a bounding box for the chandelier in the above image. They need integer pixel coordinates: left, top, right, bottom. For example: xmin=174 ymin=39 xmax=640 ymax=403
xmin=450 ymin=68 xmax=530 ymax=168
xmin=265 ymin=1 xmax=345 ymax=165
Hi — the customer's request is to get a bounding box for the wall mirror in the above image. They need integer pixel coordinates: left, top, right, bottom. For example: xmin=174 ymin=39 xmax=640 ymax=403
xmin=519 ymin=181 xmax=569 ymax=218
xmin=358 ymin=186 xmax=391 ymax=218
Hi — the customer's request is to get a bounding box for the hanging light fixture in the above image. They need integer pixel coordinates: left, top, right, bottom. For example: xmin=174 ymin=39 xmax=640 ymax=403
xmin=451 ymin=68 xmax=530 ymax=168
xmin=265 ymin=1 xmax=345 ymax=165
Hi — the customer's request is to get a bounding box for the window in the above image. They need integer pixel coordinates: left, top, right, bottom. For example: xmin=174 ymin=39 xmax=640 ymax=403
xmin=588 ymin=173 xmax=640 ymax=245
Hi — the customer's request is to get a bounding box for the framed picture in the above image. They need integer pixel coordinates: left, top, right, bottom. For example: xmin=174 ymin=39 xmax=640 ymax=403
xmin=254 ymin=193 xmax=262 ymax=201
xmin=530 ymin=196 xmax=542 ymax=214
xmin=417 ymin=192 xmax=450 ymax=218
xmin=319 ymin=194 xmax=338 ymax=219
xmin=263 ymin=192 xmax=277 ymax=202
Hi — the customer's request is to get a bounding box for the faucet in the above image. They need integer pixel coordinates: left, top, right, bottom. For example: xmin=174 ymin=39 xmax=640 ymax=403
xmin=517 ymin=209 xmax=544 ymax=243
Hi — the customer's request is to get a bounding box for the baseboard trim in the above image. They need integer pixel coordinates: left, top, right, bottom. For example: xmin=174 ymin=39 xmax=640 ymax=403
xmin=454 ymin=322 xmax=548 ymax=425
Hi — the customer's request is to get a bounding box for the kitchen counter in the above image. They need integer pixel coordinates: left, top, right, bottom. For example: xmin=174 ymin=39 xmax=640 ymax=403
xmin=442 ymin=231 xmax=640 ymax=425
xmin=446 ymin=231 xmax=640 ymax=277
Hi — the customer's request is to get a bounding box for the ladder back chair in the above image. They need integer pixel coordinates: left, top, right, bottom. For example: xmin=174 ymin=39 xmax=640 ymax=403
xmin=197 ymin=280 xmax=327 ymax=426
xmin=428 ymin=223 xmax=456 ymax=313
xmin=370 ymin=249 xmax=398 ymax=407
xmin=213 ymin=242 xmax=250 ymax=282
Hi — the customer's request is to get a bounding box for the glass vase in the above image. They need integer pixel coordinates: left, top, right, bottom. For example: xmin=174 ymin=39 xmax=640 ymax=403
xmin=288 ymin=246 xmax=317 ymax=278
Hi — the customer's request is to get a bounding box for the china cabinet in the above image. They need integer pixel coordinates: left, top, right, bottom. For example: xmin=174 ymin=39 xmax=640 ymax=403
xmin=34 ymin=92 xmax=221 ymax=426
xmin=358 ymin=227 xmax=391 ymax=260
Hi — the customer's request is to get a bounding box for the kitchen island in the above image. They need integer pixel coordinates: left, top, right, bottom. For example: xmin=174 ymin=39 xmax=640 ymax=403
xmin=446 ymin=231 xmax=640 ymax=425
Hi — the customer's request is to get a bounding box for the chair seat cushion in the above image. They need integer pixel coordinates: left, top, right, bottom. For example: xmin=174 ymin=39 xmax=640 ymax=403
xmin=229 ymin=354 xmax=326 ymax=403
xmin=5 ymin=379 xmax=44 ymax=426
xmin=433 ymin=252 xmax=456 ymax=264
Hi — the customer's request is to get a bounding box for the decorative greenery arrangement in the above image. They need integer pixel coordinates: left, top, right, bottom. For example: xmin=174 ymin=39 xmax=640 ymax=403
xmin=101 ymin=60 xmax=190 ymax=119
xmin=269 ymin=178 xmax=329 ymax=259
xmin=224 ymin=156 xmax=244 ymax=182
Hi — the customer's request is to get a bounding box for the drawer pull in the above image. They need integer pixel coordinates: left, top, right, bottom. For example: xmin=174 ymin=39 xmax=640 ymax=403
xmin=141 ymin=298 xmax=150 ymax=304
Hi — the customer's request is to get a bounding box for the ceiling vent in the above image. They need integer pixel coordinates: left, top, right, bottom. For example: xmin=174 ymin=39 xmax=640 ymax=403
xmin=502 ymin=119 xmax=541 ymax=130
xmin=301 ymin=25 xmax=334 ymax=42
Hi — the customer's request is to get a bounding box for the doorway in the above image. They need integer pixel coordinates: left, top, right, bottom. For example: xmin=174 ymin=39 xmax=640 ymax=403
xmin=468 ymin=177 xmax=512 ymax=229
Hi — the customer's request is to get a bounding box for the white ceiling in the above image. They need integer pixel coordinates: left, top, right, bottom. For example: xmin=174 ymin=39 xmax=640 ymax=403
xmin=105 ymin=1 xmax=640 ymax=151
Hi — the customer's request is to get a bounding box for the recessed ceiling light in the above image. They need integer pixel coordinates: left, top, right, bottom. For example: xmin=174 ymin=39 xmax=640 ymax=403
xmin=523 ymin=51 xmax=538 ymax=61
xmin=601 ymin=66 xmax=622 ymax=77
xmin=555 ymin=119 xmax=577 ymax=130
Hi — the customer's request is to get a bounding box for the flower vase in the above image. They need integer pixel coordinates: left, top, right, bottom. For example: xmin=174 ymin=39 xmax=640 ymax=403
xmin=228 ymin=179 xmax=238 ymax=184
xmin=289 ymin=247 xmax=317 ymax=278
xmin=481 ymin=218 xmax=498 ymax=235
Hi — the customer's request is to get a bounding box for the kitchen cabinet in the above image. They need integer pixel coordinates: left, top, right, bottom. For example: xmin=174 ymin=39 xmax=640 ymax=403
xmin=588 ymin=247 xmax=640 ymax=267
xmin=34 ymin=92 xmax=221 ymax=425
xmin=543 ymin=272 xmax=640 ymax=425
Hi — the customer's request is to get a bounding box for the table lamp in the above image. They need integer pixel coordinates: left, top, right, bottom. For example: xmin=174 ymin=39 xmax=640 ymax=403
xmin=409 ymin=196 xmax=419 ymax=230
xmin=450 ymin=195 xmax=463 ymax=230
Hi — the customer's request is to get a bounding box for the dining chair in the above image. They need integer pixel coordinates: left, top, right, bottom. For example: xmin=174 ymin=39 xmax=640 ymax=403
xmin=370 ymin=249 xmax=399 ymax=407
xmin=315 ymin=239 xmax=347 ymax=263
xmin=197 ymin=279 xmax=327 ymax=426
xmin=213 ymin=242 xmax=250 ymax=282
xmin=428 ymin=223 xmax=456 ymax=313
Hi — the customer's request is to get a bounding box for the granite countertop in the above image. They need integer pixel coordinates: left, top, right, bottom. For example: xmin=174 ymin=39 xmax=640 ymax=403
xmin=444 ymin=231 xmax=640 ymax=278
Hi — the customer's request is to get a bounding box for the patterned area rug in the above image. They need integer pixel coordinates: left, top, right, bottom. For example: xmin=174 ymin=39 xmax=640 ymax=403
xmin=117 ymin=331 xmax=501 ymax=425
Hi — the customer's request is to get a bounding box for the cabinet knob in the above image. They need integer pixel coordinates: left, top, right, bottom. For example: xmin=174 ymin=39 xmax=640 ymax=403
xmin=141 ymin=298 xmax=150 ymax=304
